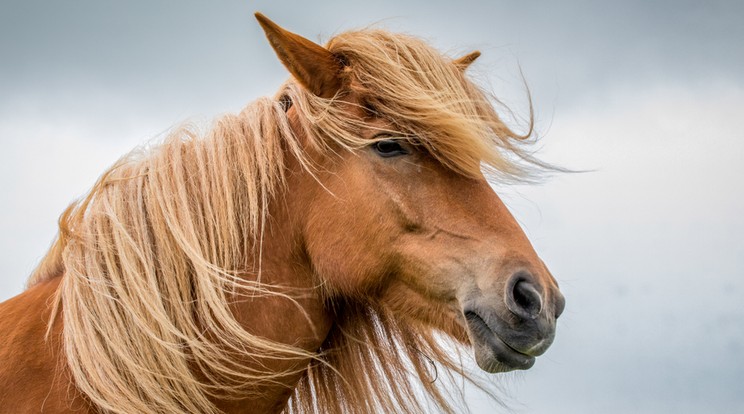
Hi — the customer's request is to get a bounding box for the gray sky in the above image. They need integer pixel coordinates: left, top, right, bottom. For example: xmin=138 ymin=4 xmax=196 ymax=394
xmin=1 ymin=1 xmax=743 ymax=413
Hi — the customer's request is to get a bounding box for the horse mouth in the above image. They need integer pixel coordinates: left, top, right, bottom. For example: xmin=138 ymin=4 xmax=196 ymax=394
xmin=464 ymin=310 xmax=535 ymax=373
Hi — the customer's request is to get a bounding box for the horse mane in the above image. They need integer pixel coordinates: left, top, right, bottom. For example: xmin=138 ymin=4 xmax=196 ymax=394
xmin=28 ymin=27 xmax=540 ymax=414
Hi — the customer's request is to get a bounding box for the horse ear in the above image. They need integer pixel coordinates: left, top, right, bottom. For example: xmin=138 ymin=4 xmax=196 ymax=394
xmin=453 ymin=51 xmax=481 ymax=70
xmin=255 ymin=13 xmax=344 ymax=98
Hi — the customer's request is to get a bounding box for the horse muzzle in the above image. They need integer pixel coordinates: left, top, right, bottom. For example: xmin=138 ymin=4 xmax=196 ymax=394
xmin=461 ymin=270 xmax=565 ymax=373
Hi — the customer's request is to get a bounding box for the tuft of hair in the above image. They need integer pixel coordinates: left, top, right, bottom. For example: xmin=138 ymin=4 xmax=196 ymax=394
xmin=286 ymin=298 xmax=507 ymax=414
xmin=285 ymin=28 xmax=551 ymax=184
xmin=30 ymin=99 xmax=321 ymax=414
xmin=28 ymin=27 xmax=548 ymax=414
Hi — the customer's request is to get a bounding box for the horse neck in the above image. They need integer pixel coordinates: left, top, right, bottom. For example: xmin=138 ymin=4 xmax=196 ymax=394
xmin=229 ymin=224 xmax=332 ymax=351
xmin=220 ymin=252 xmax=331 ymax=413
xmin=217 ymin=126 xmax=334 ymax=413
xmin=235 ymin=105 xmax=333 ymax=343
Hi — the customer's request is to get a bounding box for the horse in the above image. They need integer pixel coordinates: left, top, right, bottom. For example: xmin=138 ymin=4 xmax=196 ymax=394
xmin=0 ymin=13 xmax=565 ymax=414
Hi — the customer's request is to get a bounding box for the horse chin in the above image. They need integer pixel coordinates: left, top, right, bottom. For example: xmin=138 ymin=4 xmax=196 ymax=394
xmin=464 ymin=310 xmax=536 ymax=373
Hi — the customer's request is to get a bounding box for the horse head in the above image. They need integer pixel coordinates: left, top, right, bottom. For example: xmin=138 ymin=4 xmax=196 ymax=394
xmin=257 ymin=13 xmax=565 ymax=375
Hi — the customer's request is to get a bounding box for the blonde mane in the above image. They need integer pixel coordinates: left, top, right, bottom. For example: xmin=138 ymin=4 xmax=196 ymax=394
xmin=29 ymin=28 xmax=541 ymax=414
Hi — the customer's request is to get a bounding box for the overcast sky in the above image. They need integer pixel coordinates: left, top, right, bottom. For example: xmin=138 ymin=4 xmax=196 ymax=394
xmin=1 ymin=1 xmax=743 ymax=413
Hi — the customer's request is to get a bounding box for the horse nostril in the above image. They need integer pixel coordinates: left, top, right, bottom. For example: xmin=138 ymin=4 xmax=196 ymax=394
xmin=554 ymin=291 xmax=566 ymax=319
xmin=506 ymin=276 xmax=543 ymax=320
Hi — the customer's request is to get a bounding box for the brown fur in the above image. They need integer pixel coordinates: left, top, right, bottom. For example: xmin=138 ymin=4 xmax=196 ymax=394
xmin=0 ymin=15 xmax=564 ymax=414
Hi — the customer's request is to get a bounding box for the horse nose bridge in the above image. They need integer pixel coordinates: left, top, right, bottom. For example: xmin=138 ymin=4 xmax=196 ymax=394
xmin=454 ymin=181 xmax=528 ymax=237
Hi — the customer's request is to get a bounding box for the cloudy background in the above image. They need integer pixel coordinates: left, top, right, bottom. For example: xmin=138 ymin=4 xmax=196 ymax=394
xmin=1 ymin=1 xmax=743 ymax=413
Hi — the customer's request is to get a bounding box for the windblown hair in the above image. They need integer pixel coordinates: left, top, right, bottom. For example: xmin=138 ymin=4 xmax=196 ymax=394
xmin=29 ymin=28 xmax=541 ymax=414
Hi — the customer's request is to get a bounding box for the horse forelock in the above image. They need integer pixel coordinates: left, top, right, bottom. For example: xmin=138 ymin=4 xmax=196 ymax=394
xmin=304 ymin=28 xmax=546 ymax=181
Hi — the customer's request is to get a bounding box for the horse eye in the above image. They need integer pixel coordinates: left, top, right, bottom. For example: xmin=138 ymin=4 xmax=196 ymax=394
xmin=372 ymin=140 xmax=408 ymax=158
